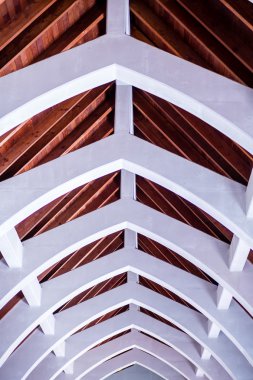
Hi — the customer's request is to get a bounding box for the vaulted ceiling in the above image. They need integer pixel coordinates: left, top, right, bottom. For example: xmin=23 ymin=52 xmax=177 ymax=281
xmin=0 ymin=0 xmax=253 ymax=379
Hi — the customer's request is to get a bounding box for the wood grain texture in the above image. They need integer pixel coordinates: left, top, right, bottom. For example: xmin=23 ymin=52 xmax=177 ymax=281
xmin=0 ymin=0 xmax=252 ymax=333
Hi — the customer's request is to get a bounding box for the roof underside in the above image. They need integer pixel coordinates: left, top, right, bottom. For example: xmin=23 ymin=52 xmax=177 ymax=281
xmin=0 ymin=0 xmax=253 ymax=365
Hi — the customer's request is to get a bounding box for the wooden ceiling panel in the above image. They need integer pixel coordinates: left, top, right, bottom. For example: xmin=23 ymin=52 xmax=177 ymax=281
xmin=0 ymin=83 xmax=114 ymax=180
xmin=136 ymin=176 xmax=232 ymax=243
xmin=0 ymin=0 xmax=105 ymax=77
xmin=0 ymin=0 xmax=29 ymax=28
xmin=80 ymin=306 xmax=129 ymax=333
xmin=134 ymin=88 xmax=253 ymax=185
xmin=56 ymin=273 xmax=127 ymax=313
xmin=40 ymin=231 xmax=124 ymax=282
xmin=139 ymin=276 xmax=197 ymax=311
xmin=219 ymin=0 xmax=253 ymax=32
xmin=17 ymin=170 xmax=120 ymax=240
xmin=0 ymin=0 xmax=253 ymax=353
xmin=138 ymin=234 xmax=216 ymax=284
xmin=140 ymin=308 xmax=182 ymax=331
xmin=131 ymin=0 xmax=253 ymax=86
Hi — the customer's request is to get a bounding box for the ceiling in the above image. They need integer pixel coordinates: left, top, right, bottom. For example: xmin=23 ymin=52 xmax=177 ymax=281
xmin=0 ymin=0 xmax=253 ymax=378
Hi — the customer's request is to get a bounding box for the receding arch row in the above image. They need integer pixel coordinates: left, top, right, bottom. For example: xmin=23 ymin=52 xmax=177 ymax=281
xmin=57 ymin=330 xmax=197 ymax=380
xmin=1 ymin=252 xmax=252 ymax=379
xmin=0 ymin=33 xmax=253 ymax=154
xmin=97 ymin=365 xmax=170 ymax=380
xmin=82 ymin=348 xmax=183 ymax=380
xmin=1 ymin=283 xmax=249 ymax=380
xmin=31 ymin=310 xmax=228 ymax=380
xmin=0 ymin=134 xmax=252 ymax=252
xmin=1 ymin=199 xmax=252 ymax=316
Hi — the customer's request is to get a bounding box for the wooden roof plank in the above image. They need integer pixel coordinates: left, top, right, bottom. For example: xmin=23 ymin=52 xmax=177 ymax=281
xmin=138 ymin=235 xmax=213 ymax=284
xmin=38 ymin=100 xmax=113 ymax=164
xmin=150 ymin=0 xmax=252 ymax=85
xmin=130 ymin=0 xmax=208 ymax=68
xmin=0 ymin=0 xmax=87 ymax=74
xmin=140 ymin=90 xmax=252 ymax=184
xmin=136 ymin=176 xmax=230 ymax=242
xmin=134 ymin=90 xmax=225 ymax=173
xmin=0 ymin=0 xmax=58 ymax=51
xmin=177 ymin=0 xmax=253 ymax=73
xmin=34 ymin=173 xmax=119 ymax=234
xmin=219 ymin=0 xmax=253 ymax=32
xmin=43 ymin=231 xmax=123 ymax=281
xmin=33 ymin=3 xmax=105 ymax=63
xmin=0 ymin=84 xmax=111 ymax=179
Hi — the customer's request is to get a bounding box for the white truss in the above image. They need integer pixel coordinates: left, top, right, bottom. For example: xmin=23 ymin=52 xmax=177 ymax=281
xmin=1 ymin=24 xmax=253 ymax=154
xmin=1 ymin=200 xmax=253 ymax=314
xmin=55 ymin=330 xmax=198 ymax=380
xmin=0 ymin=0 xmax=253 ymax=379
xmin=80 ymin=348 xmax=184 ymax=380
xmin=1 ymin=283 xmax=252 ymax=380
xmin=99 ymin=365 xmax=167 ymax=380
xmin=1 ymin=247 xmax=253 ymax=369
xmin=30 ymin=310 xmax=228 ymax=380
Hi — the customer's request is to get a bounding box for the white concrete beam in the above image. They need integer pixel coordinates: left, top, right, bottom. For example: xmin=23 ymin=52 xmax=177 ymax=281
xmin=124 ymin=229 xmax=137 ymax=248
xmin=22 ymin=277 xmax=42 ymax=307
xmin=103 ymin=365 xmax=162 ymax=380
xmin=114 ymin=84 xmax=133 ymax=135
xmin=2 ymin=200 xmax=253 ymax=317
xmin=201 ymin=347 xmax=211 ymax=361
xmin=1 ymin=249 xmax=253 ymax=370
xmin=106 ymin=0 xmax=130 ymax=35
xmin=53 ymin=342 xmax=66 ymax=357
xmin=195 ymin=368 xmax=204 ymax=378
xmin=1 ymin=36 xmax=253 ymax=153
xmin=64 ymin=331 xmax=195 ymax=380
xmin=120 ymin=171 xmax=136 ymax=200
xmin=30 ymin=310 xmax=228 ymax=380
xmin=40 ymin=314 xmax=55 ymax=335
xmin=83 ymin=348 xmax=184 ymax=380
xmin=208 ymin=321 xmax=220 ymax=339
xmin=116 ymin=80 xmax=139 ymax=311
xmin=2 ymin=284 xmax=250 ymax=380
xmin=217 ymin=285 xmax=233 ymax=310
xmin=63 ymin=362 xmax=74 ymax=375
xmin=246 ymin=169 xmax=253 ymax=217
xmin=229 ymin=235 xmax=250 ymax=272
xmin=0 ymin=135 xmax=252 ymax=253
xmin=0 ymin=228 xmax=23 ymax=268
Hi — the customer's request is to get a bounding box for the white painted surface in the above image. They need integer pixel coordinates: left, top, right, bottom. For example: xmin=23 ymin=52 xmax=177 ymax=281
xmin=79 ymin=348 xmax=184 ymax=380
xmin=1 ymin=200 xmax=253 ymax=316
xmin=1 ymin=284 xmax=252 ymax=380
xmin=59 ymin=330 xmax=198 ymax=380
xmin=107 ymin=365 xmax=163 ymax=380
xmin=1 ymin=36 xmax=253 ymax=154
xmin=0 ymin=134 xmax=249 ymax=245
xmin=30 ymin=310 xmax=227 ymax=380
xmin=0 ymin=0 xmax=253 ymax=378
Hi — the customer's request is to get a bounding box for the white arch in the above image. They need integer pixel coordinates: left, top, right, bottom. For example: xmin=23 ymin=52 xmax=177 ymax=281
xmin=0 ymin=134 xmax=251 ymax=245
xmin=1 ymin=285 xmax=252 ymax=380
xmin=1 ymin=2 xmax=252 ymax=380
xmin=1 ymin=200 xmax=252 ymax=316
xmin=0 ymin=135 xmax=249 ymax=242
xmin=57 ymin=330 xmax=197 ymax=380
xmin=1 ymin=248 xmax=252 ymax=369
xmin=102 ymin=365 xmax=163 ymax=380
xmin=30 ymin=310 xmax=225 ymax=380
xmin=82 ymin=348 xmax=184 ymax=380
xmin=0 ymin=35 xmax=253 ymax=154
